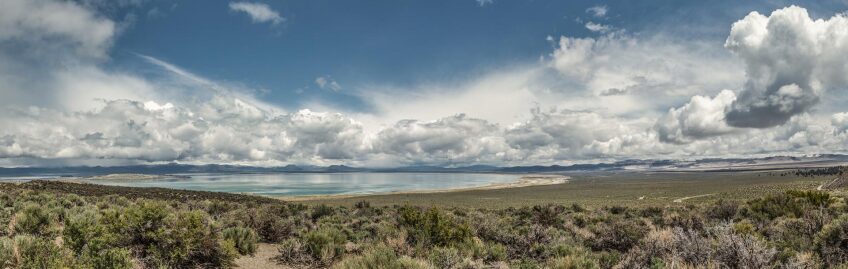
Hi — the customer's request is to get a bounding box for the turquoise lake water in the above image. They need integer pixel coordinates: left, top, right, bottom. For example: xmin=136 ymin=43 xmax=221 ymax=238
xmin=82 ymin=173 xmax=520 ymax=196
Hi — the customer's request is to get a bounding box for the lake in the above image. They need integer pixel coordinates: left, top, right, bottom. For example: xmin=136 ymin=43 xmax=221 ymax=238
xmin=78 ymin=173 xmax=521 ymax=196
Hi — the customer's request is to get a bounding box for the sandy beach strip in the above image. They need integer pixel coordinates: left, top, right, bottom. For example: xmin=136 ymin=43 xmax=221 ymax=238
xmin=278 ymin=174 xmax=570 ymax=201
xmin=56 ymin=173 xmax=186 ymax=183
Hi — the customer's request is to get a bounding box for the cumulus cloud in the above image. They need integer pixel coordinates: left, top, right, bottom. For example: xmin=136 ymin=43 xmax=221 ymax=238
xmin=0 ymin=99 xmax=368 ymax=164
xmin=373 ymin=114 xmax=513 ymax=164
xmin=832 ymin=112 xmax=848 ymax=134
xmin=654 ymin=90 xmax=738 ymax=144
xmin=586 ymin=5 xmax=608 ymax=18
xmin=5 ymin=1 xmax=848 ymax=167
xmin=503 ymin=108 xmax=661 ymax=160
xmin=315 ymin=76 xmax=342 ymax=92
xmin=0 ymin=0 xmax=154 ymax=112
xmin=723 ymin=6 xmax=848 ymax=128
xmin=548 ymin=33 xmax=744 ymax=115
xmin=0 ymin=0 xmax=115 ymax=59
xmin=228 ymin=2 xmax=283 ymax=25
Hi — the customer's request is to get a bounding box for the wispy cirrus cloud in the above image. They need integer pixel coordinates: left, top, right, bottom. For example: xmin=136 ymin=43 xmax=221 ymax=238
xmin=476 ymin=0 xmax=493 ymax=7
xmin=584 ymin=21 xmax=612 ymax=33
xmin=228 ymin=2 xmax=283 ymax=25
xmin=315 ymin=76 xmax=342 ymax=92
xmin=586 ymin=5 xmax=608 ymax=18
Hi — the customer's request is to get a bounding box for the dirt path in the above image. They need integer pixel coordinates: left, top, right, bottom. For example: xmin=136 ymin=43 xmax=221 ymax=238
xmin=817 ymin=177 xmax=840 ymax=191
xmin=673 ymin=193 xmax=715 ymax=203
xmin=234 ymin=243 xmax=289 ymax=269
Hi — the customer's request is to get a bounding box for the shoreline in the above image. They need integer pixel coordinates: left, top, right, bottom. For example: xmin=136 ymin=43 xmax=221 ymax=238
xmin=278 ymin=174 xmax=570 ymax=201
xmin=56 ymin=173 xmax=187 ymax=184
xmin=8 ymin=173 xmax=571 ymax=201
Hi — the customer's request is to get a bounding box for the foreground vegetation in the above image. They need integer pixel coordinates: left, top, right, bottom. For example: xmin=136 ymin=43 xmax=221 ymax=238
xmin=0 ymin=172 xmax=847 ymax=268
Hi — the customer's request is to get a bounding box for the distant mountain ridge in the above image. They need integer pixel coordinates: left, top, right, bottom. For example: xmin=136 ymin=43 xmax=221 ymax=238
xmin=2 ymin=154 xmax=847 ymax=177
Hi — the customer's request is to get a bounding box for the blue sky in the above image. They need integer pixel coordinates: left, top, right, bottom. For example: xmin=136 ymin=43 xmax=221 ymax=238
xmin=105 ymin=0 xmax=845 ymax=111
xmin=114 ymin=0 xmax=607 ymax=110
xmin=2 ymin=0 xmax=848 ymax=167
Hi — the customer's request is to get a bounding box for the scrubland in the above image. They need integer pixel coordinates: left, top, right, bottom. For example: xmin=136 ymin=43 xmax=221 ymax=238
xmin=0 ymin=169 xmax=846 ymax=268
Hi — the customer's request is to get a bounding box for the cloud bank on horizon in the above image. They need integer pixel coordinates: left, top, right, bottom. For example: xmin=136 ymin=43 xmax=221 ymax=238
xmin=1 ymin=0 xmax=848 ymax=167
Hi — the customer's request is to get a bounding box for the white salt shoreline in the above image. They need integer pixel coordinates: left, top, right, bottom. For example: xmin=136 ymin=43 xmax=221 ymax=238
xmin=279 ymin=174 xmax=570 ymax=201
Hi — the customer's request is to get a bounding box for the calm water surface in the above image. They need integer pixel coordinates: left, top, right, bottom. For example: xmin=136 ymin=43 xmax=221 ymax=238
xmin=82 ymin=173 xmax=520 ymax=196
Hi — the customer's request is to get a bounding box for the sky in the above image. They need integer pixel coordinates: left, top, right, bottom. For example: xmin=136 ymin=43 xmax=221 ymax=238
xmin=2 ymin=0 xmax=848 ymax=167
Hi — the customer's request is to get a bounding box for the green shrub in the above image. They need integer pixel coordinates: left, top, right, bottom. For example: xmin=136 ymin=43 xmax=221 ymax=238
xmin=427 ymin=247 xmax=462 ymax=269
xmin=595 ymin=251 xmax=621 ymax=269
xmin=732 ymin=219 xmax=755 ymax=235
xmin=547 ymin=244 xmax=600 ymax=269
xmin=816 ymin=215 xmax=848 ymax=266
xmin=123 ymin=201 xmax=170 ymax=248
xmin=455 ymin=237 xmax=487 ymax=260
xmin=397 ymin=206 xmax=471 ymax=248
xmin=63 ymin=209 xmax=112 ymax=253
xmin=0 ymin=208 xmax=11 ymax=237
xmin=207 ymin=200 xmax=239 ymax=217
xmin=278 ymin=226 xmax=349 ymax=267
xmin=62 ymin=208 xmax=133 ymax=269
xmin=607 ymin=205 xmax=628 ymax=215
xmin=354 ymin=201 xmax=371 ymax=209
xmin=121 ymin=206 xmax=237 ymax=268
xmin=333 ymin=245 xmax=433 ymax=269
xmin=155 ymin=210 xmax=236 ymax=268
xmin=706 ymin=199 xmax=738 ymax=221
xmin=240 ymin=205 xmax=298 ymax=242
xmin=80 ymin=247 xmax=134 ymax=269
xmin=589 ymin=217 xmax=648 ymax=252
xmin=0 ymin=237 xmax=14 ymax=268
xmin=487 ymin=243 xmax=508 ymax=262
xmin=13 ymin=204 xmax=57 ymax=237
xmin=509 ymin=224 xmax=558 ymax=259
xmin=312 ymin=204 xmax=335 ymax=221
xmin=223 ymin=226 xmax=259 ymax=255
xmin=304 ymin=227 xmax=348 ymax=265
xmin=518 ymin=204 xmax=566 ymax=227
xmin=570 ymin=203 xmax=586 ymax=213
xmin=786 ymin=190 xmax=834 ymax=208
xmin=747 ymin=190 xmax=831 ymax=221
xmin=15 ymin=235 xmax=67 ymax=269
xmin=277 ymin=238 xmax=314 ymax=266
xmin=713 ymin=225 xmax=776 ymax=268
xmin=546 ymin=255 xmax=600 ymax=269
xmin=259 ymin=217 xmax=295 ymax=243
xmin=639 ymin=206 xmax=664 ymax=219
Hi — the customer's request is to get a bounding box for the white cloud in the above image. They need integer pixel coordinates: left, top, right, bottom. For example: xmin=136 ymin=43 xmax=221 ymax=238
xmin=548 ymin=33 xmax=744 ymax=116
xmin=0 ymin=0 xmax=143 ymax=112
xmin=0 ymin=99 xmax=369 ymax=164
xmin=832 ymin=112 xmax=848 ymax=134
xmin=653 ymin=5 xmax=848 ymax=146
xmin=476 ymin=0 xmax=493 ymax=7
xmin=0 ymin=0 xmax=115 ymax=59
xmin=584 ymin=22 xmax=612 ymax=33
xmin=724 ymin=6 xmax=848 ymax=128
xmin=373 ymin=114 xmax=513 ymax=164
xmin=586 ymin=5 xmax=608 ymax=18
xmin=352 ymin=67 xmax=540 ymax=129
xmin=654 ymin=90 xmax=738 ymax=144
xmin=315 ymin=76 xmax=342 ymax=92
xmin=4 ymin=1 xmax=848 ymax=167
xmin=228 ymin=2 xmax=283 ymax=25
